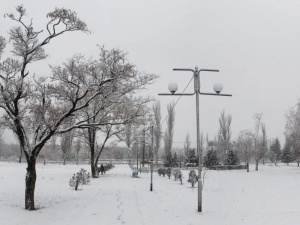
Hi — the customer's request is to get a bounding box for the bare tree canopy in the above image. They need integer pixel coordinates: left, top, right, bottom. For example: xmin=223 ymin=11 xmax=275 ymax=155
xmin=218 ymin=110 xmax=232 ymax=149
xmin=241 ymin=113 xmax=268 ymax=171
xmin=217 ymin=110 xmax=232 ymax=163
xmin=152 ymin=100 xmax=162 ymax=163
xmin=184 ymin=133 xmax=191 ymax=161
xmin=163 ymin=102 xmax=175 ymax=164
xmin=76 ymin=48 xmax=157 ymax=178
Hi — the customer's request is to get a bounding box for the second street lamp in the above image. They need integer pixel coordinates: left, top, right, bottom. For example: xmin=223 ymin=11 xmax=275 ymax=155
xmin=159 ymin=67 xmax=232 ymax=213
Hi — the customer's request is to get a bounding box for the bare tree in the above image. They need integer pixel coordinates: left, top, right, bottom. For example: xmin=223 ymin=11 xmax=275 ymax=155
xmin=75 ymin=137 xmax=82 ymax=165
xmin=10 ymin=133 xmax=23 ymax=163
xmin=259 ymin=123 xmax=268 ymax=165
xmin=218 ymin=110 xmax=232 ymax=163
xmin=163 ymin=102 xmax=175 ymax=165
xmin=0 ymin=6 xmax=91 ymax=210
xmin=243 ymin=113 xmax=267 ymax=171
xmin=236 ymin=131 xmax=254 ymax=172
xmin=116 ymin=97 xmax=150 ymax=161
xmin=0 ymin=132 xmax=4 ymax=159
xmin=124 ymin=123 xmax=133 ymax=159
xmin=152 ymin=100 xmax=162 ymax=163
xmin=61 ymin=128 xmax=74 ymax=165
xmin=76 ymin=48 xmax=157 ymax=178
xmin=50 ymin=135 xmax=57 ymax=161
xmin=184 ymin=133 xmax=191 ymax=163
xmin=82 ymin=122 xmax=125 ymax=178
xmin=0 ymin=36 xmax=5 ymax=58
xmin=285 ymin=98 xmax=300 ymax=167
xmin=252 ymin=114 xmax=268 ymax=171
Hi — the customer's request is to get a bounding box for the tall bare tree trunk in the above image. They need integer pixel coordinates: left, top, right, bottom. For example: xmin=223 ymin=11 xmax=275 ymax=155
xmin=152 ymin=101 xmax=162 ymax=164
xmin=76 ymin=152 xmax=79 ymax=165
xmin=88 ymin=128 xmax=98 ymax=178
xmin=19 ymin=144 xmax=22 ymax=163
xmin=19 ymin=152 xmax=22 ymax=163
xmin=25 ymin=157 xmax=36 ymax=210
xmin=91 ymin=147 xmax=97 ymax=178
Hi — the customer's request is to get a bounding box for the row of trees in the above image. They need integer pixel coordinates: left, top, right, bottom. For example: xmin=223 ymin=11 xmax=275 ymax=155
xmin=178 ymin=107 xmax=300 ymax=171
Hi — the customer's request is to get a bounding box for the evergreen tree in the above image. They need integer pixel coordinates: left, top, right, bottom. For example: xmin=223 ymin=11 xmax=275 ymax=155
xmin=204 ymin=150 xmax=219 ymax=168
xmin=172 ymin=152 xmax=178 ymax=167
xmin=164 ymin=151 xmax=173 ymax=167
xmin=281 ymin=140 xmax=293 ymax=165
xmin=186 ymin=148 xmax=198 ymax=165
xmin=225 ymin=150 xmax=239 ymax=165
xmin=270 ymin=138 xmax=281 ymax=161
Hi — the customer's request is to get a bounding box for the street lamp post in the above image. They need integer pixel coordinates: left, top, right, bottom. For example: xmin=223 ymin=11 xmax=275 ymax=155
xmin=150 ymin=125 xmax=154 ymax=191
xmin=159 ymin=67 xmax=232 ymax=213
xmin=136 ymin=142 xmax=139 ymax=174
xmin=142 ymin=126 xmax=146 ymax=168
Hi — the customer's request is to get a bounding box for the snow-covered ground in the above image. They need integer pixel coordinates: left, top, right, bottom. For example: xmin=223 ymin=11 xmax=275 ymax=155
xmin=0 ymin=162 xmax=300 ymax=225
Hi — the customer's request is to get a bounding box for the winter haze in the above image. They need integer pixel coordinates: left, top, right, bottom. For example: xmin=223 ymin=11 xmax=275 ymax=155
xmin=1 ymin=0 xmax=299 ymax=146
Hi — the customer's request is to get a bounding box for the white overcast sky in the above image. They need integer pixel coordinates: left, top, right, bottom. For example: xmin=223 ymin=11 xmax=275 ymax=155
xmin=1 ymin=0 xmax=300 ymax=148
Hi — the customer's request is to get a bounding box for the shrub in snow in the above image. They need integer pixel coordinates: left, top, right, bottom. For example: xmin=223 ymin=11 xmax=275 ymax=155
xmin=187 ymin=169 xmax=198 ymax=188
xmin=69 ymin=168 xmax=90 ymax=190
xmin=69 ymin=173 xmax=81 ymax=190
xmin=158 ymin=168 xmax=166 ymax=177
xmin=173 ymin=169 xmax=180 ymax=181
xmin=166 ymin=167 xmax=172 ymax=179
xmin=178 ymin=172 xmax=183 ymax=185
xmin=173 ymin=169 xmax=183 ymax=184
xmin=79 ymin=168 xmax=91 ymax=185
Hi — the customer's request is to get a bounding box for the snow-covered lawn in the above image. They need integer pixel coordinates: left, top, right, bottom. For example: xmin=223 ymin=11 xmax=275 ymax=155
xmin=0 ymin=162 xmax=300 ymax=225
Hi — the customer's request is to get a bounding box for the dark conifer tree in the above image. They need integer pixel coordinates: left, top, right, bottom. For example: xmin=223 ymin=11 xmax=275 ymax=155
xmin=281 ymin=140 xmax=293 ymax=165
xmin=204 ymin=150 xmax=219 ymax=168
xmin=270 ymin=138 xmax=282 ymax=161
xmin=225 ymin=150 xmax=239 ymax=165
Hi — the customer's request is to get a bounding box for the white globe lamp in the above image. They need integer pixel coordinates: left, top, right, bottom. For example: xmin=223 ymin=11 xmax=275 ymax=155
xmin=168 ymin=82 xmax=178 ymax=94
xmin=213 ymin=83 xmax=223 ymax=94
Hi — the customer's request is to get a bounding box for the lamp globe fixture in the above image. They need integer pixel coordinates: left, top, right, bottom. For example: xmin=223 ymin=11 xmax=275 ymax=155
xmin=213 ymin=83 xmax=223 ymax=94
xmin=168 ymin=82 xmax=178 ymax=94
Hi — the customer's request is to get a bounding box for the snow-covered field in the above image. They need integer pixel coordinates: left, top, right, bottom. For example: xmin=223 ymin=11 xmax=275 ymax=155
xmin=0 ymin=162 xmax=300 ymax=225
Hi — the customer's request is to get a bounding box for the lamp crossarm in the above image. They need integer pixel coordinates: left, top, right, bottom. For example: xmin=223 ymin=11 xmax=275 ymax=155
xmin=173 ymin=68 xmax=195 ymax=72
xmin=199 ymin=91 xmax=232 ymax=97
xmin=199 ymin=69 xmax=219 ymax=72
xmin=158 ymin=92 xmax=195 ymax=96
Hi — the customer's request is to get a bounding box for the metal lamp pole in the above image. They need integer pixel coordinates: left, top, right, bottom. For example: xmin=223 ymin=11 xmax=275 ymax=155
xmin=150 ymin=125 xmax=154 ymax=191
xmin=136 ymin=141 xmax=139 ymax=174
xmin=159 ymin=67 xmax=232 ymax=213
xmin=142 ymin=126 xmax=145 ymax=167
